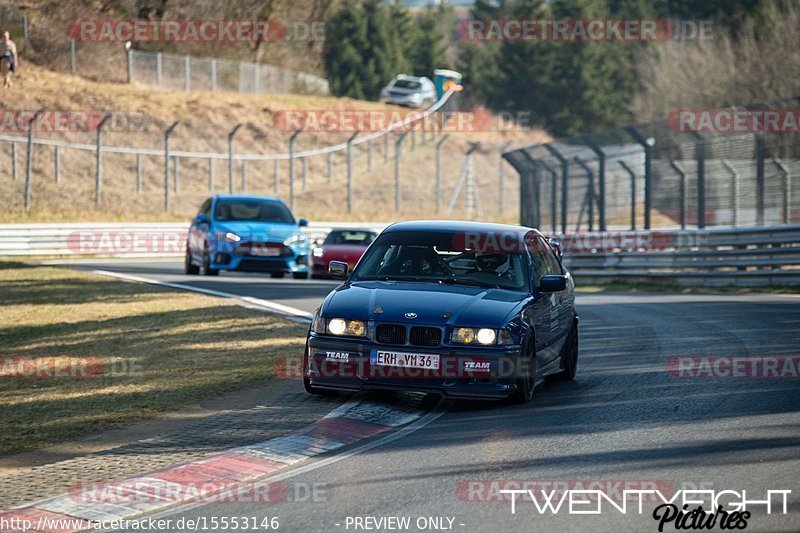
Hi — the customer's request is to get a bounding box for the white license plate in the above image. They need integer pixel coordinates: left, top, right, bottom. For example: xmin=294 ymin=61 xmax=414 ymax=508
xmin=250 ymin=247 xmax=281 ymax=257
xmin=374 ymin=351 xmax=440 ymax=370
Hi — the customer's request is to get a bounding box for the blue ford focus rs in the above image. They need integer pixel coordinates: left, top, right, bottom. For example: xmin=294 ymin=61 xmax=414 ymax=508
xmin=303 ymin=220 xmax=578 ymax=403
xmin=185 ymin=195 xmax=310 ymax=278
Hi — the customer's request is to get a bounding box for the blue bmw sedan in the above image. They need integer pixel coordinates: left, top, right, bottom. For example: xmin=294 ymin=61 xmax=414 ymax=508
xmin=185 ymin=195 xmax=310 ymax=278
xmin=303 ymin=220 xmax=578 ymax=403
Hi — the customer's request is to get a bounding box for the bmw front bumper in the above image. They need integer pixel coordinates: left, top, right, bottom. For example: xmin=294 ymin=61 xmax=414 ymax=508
xmin=305 ymin=335 xmax=526 ymax=400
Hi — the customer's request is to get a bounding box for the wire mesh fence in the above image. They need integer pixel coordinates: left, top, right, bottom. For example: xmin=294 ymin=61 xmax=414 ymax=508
xmin=505 ymin=98 xmax=800 ymax=231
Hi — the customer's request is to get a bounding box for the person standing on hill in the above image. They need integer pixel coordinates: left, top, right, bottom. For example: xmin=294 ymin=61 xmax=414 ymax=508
xmin=0 ymin=31 xmax=19 ymax=89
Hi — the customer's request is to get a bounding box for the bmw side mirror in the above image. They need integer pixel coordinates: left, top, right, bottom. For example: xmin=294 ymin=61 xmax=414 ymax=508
xmin=194 ymin=214 xmax=209 ymax=225
xmin=298 ymin=218 xmax=309 ymax=227
xmin=329 ymin=260 xmax=349 ymax=280
xmin=539 ymin=275 xmax=567 ymax=292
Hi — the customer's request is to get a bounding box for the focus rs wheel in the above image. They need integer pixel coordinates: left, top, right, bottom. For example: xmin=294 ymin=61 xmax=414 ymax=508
xmin=512 ymin=338 xmax=537 ymax=404
xmin=203 ymin=247 xmax=219 ymax=276
xmin=184 ymin=248 xmax=199 ymax=275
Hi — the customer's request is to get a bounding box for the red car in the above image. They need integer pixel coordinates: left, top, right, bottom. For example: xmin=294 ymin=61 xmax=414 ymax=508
xmin=311 ymin=229 xmax=378 ymax=279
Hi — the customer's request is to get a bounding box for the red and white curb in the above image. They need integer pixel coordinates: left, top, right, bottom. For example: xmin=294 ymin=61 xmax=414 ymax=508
xmin=0 ymin=394 xmax=439 ymax=533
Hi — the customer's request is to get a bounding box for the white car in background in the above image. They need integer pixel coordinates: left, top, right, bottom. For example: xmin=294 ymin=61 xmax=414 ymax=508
xmin=380 ymin=75 xmax=437 ymax=108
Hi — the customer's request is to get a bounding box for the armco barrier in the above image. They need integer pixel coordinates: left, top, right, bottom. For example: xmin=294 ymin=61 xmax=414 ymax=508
xmin=558 ymin=224 xmax=800 ymax=287
xmin=1 ymin=222 xmax=798 ymax=287
xmin=0 ymin=222 xmax=387 ymax=257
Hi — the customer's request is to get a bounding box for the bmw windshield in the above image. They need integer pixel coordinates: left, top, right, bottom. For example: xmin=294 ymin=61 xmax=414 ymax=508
xmin=352 ymin=231 xmax=530 ymax=291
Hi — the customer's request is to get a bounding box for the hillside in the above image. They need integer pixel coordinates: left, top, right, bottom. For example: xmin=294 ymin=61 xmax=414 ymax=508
xmin=0 ymin=66 xmax=550 ymax=224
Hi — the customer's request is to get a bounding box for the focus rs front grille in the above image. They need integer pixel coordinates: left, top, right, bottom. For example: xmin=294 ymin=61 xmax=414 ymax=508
xmin=410 ymin=326 xmax=442 ymax=347
xmin=376 ymin=324 xmax=406 ymax=345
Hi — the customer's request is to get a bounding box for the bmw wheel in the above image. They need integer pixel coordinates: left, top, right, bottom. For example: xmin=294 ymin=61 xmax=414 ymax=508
xmin=512 ymin=337 xmax=537 ymax=404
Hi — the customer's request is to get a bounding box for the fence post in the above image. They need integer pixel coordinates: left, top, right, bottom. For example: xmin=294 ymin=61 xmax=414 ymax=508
xmin=327 ymin=152 xmax=333 ymax=183
xmin=573 ymin=157 xmax=594 ymax=231
xmin=755 ymin=133 xmax=765 ymax=225
xmin=273 ymin=159 xmax=279 ymax=194
xmin=54 ymin=146 xmax=60 ymax=184
xmin=772 ymin=159 xmax=791 ymax=224
xmin=156 ymin=52 xmax=162 ymax=87
xmin=23 ymin=15 xmax=29 ymax=49
xmin=410 ymin=128 xmax=416 ymax=151
xmin=173 ymin=157 xmax=180 ymax=193
xmin=543 ymin=144 xmax=569 ymax=233
xmin=395 ymin=132 xmax=408 ymax=211
xmin=24 ymin=110 xmax=44 ymax=210
xmin=581 ymin=135 xmax=606 ymax=231
xmin=498 ymin=141 xmax=513 ymax=214
xmin=536 ymin=158 xmax=558 ymax=234
xmin=383 ymin=134 xmax=389 ymax=164
xmin=618 ymin=160 xmax=636 ymax=231
xmin=519 ymin=151 xmax=541 ymax=228
xmin=253 ymin=63 xmax=260 ymax=94
xmin=289 ymin=129 xmax=302 ymax=210
xmin=95 ymin=113 xmax=112 ymax=206
xmin=164 ymin=121 xmax=180 ymax=212
xmin=691 ymin=132 xmax=706 ymax=229
xmin=12 ymin=142 xmax=18 ymax=181
xmin=126 ymin=46 xmax=133 ymax=83
xmin=208 ymin=158 xmax=215 ymax=192
xmin=228 ymin=123 xmax=243 ymax=194
xmin=136 ymin=153 xmax=142 ymax=192
xmin=211 ymin=60 xmax=217 ymax=92
xmin=70 ymin=40 xmax=76 ymax=74
xmin=184 ymin=55 xmax=191 ymax=91
xmin=669 ymin=160 xmax=687 ymax=230
xmin=346 ymin=131 xmax=359 ymax=213
xmin=301 ymin=157 xmax=308 ymax=190
xmin=625 ymin=126 xmax=654 ymax=230
xmin=722 ymin=160 xmax=739 ymax=227
xmin=435 ymin=134 xmax=450 ymax=212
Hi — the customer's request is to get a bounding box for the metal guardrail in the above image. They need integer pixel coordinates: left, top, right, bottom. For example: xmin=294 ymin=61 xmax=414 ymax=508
xmin=2 ymin=222 xmax=797 ymax=286
xmin=558 ymin=224 xmax=800 ymax=287
xmin=0 ymin=222 xmax=387 ymax=257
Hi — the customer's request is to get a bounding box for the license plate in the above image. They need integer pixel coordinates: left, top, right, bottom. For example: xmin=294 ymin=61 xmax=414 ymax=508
xmin=250 ymin=247 xmax=281 ymax=257
xmin=372 ymin=350 xmax=440 ymax=370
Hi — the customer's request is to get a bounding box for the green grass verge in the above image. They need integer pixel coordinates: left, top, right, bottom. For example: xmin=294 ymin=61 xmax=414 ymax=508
xmin=0 ymin=262 xmax=307 ymax=455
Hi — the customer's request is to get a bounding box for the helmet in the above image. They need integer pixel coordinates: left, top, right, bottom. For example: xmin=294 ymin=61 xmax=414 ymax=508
xmin=475 ymin=253 xmax=510 ymax=274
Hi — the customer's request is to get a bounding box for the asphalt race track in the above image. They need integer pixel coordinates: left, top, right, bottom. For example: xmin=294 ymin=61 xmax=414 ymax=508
xmin=57 ymin=259 xmax=800 ymax=532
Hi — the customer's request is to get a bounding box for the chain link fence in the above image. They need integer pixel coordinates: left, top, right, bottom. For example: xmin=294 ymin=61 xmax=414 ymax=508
xmin=505 ymin=98 xmax=800 ymax=231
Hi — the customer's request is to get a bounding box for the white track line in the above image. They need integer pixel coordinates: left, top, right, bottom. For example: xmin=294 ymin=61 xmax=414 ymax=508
xmin=91 ymin=269 xmax=314 ymax=321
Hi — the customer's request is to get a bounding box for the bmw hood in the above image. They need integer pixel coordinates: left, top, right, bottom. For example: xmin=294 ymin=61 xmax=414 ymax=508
xmin=322 ymin=280 xmax=529 ymax=329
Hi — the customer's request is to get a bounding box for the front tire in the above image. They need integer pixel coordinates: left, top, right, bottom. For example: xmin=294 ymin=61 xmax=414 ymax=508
xmin=561 ymin=321 xmax=579 ymax=381
xmin=270 ymin=272 xmax=285 ymax=279
xmin=203 ymin=248 xmax=219 ymax=276
xmin=184 ymin=248 xmax=200 ymax=275
xmin=303 ymin=377 xmax=339 ymax=397
xmin=512 ymin=338 xmax=537 ymax=404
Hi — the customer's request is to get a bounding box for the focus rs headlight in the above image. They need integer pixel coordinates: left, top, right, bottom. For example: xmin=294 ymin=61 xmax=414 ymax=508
xmin=451 ymin=327 xmax=512 ymax=346
xmin=326 ymin=318 xmax=367 ymax=337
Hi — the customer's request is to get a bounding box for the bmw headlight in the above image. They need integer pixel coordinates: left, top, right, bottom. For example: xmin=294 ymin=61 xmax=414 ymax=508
xmin=284 ymin=234 xmax=308 ymax=248
xmin=326 ymin=318 xmax=367 ymax=337
xmin=451 ymin=327 xmax=511 ymax=345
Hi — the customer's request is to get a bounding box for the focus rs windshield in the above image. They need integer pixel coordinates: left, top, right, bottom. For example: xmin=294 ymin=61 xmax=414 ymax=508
xmin=352 ymin=230 xmax=530 ymax=291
